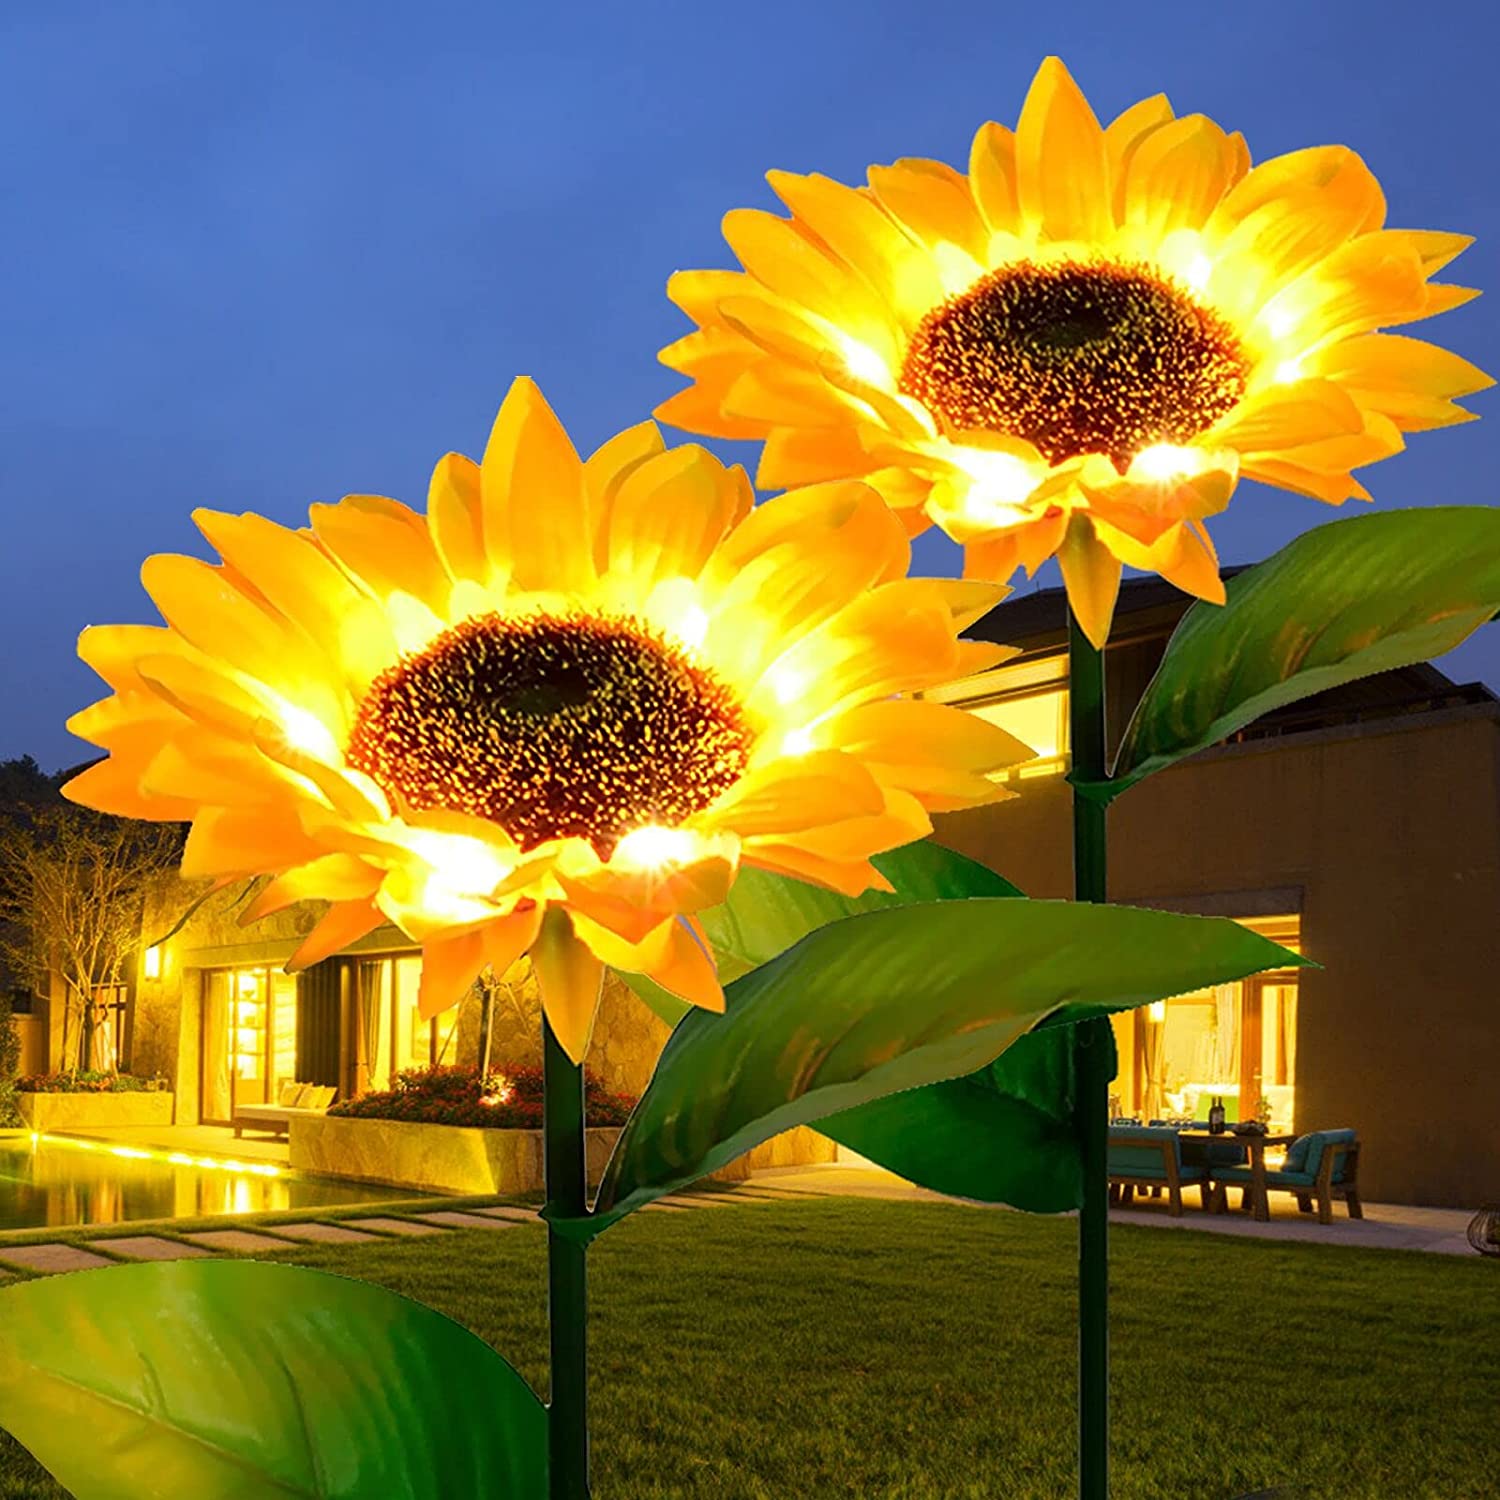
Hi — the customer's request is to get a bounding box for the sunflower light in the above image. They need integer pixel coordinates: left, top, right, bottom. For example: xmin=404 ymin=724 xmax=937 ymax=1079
xmin=658 ymin=55 xmax=1491 ymax=650
xmin=4 ymin=53 xmax=1490 ymax=1500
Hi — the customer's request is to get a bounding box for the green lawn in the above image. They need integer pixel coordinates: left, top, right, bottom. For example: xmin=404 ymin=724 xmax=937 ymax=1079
xmin=2 ymin=1197 xmax=1495 ymax=1498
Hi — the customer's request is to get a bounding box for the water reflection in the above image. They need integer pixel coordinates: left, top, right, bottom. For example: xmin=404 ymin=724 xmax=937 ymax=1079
xmin=0 ymin=1137 xmax=404 ymax=1232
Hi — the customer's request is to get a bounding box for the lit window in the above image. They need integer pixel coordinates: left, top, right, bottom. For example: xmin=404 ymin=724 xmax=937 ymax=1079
xmin=967 ymin=687 xmax=1071 ymax=781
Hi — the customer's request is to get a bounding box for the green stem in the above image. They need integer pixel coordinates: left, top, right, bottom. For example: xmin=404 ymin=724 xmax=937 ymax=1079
xmin=543 ymin=1014 xmax=590 ymax=1500
xmin=1067 ymin=608 xmax=1111 ymax=1500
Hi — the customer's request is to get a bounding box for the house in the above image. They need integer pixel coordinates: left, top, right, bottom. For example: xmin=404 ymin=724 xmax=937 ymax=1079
xmin=928 ymin=567 xmax=1500 ymax=1210
xmin=116 ymin=892 xmax=673 ymax=1125
xmin=16 ymin=565 xmax=1498 ymax=1209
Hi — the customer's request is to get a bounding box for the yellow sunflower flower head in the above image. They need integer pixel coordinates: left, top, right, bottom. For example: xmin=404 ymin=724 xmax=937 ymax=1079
xmin=657 ymin=56 xmax=1493 ymax=649
xmin=62 ymin=378 xmax=1031 ymax=1062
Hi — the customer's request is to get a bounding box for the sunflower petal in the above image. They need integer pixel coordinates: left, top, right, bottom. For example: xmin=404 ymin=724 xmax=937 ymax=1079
xmin=1057 ymin=514 xmax=1124 ymax=650
xmin=286 ymin=900 xmax=386 ymax=973
xmin=416 ymin=928 xmax=489 ymax=1021
xmin=481 ymin=377 xmax=592 ymax=592
xmin=531 ymin=909 xmax=604 ymax=1065
xmin=1015 ymin=56 xmax=1113 ymax=242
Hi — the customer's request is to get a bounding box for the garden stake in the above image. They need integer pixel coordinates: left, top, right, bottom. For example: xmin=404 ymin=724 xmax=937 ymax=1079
xmin=1068 ymin=606 xmax=1111 ymax=1500
xmin=544 ymin=1013 xmax=591 ymax=1500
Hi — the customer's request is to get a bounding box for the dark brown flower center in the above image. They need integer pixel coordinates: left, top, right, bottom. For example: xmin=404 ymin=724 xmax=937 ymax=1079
xmin=347 ymin=613 xmax=754 ymax=858
xmin=898 ymin=259 xmax=1249 ymax=472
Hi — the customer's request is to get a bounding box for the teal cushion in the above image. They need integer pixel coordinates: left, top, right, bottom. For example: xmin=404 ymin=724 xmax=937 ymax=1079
xmin=1284 ymin=1134 xmax=1313 ymax=1172
xmin=1107 ymin=1126 xmax=1181 ymax=1176
xmin=1211 ymin=1166 xmax=1317 ymax=1187
xmin=1300 ymin=1128 xmax=1356 ymax=1183
xmin=1110 ymin=1164 xmax=1208 ymax=1183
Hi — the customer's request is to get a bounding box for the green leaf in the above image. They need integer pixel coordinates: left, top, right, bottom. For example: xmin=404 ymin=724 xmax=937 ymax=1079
xmin=574 ymin=898 xmax=1310 ymax=1239
xmin=1112 ymin=506 xmax=1500 ymax=793
xmin=816 ymin=1018 xmax=1106 ymax=1213
xmin=618 ymin=840 xmax=1093 ymax=1209
xmin=622 ymin=841 xmax=1025 ymax=1029
xmin=0 ymin=1260 xmax=546 ymax=1499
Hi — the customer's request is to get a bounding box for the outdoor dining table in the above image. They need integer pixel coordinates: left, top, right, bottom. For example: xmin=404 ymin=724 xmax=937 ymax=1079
xmin=1176 ymin=1130 xmax=1298 ymax=1222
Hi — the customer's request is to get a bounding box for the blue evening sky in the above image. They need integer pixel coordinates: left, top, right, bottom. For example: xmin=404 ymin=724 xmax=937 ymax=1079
xmin=2 ymin=0 xmax=1496 ymax=773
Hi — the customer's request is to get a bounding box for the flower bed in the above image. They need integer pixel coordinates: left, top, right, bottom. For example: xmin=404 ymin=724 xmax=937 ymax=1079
xmin=17 ymin=1071 xmax=162 ymax=1094
xmin=326 ymin=1063 xmax=637 ymax=1130
xmin=300 ymin=1063 xmax=836 ymax=1193
xmin=16 ymin=1086 xmax=175 ymax=1131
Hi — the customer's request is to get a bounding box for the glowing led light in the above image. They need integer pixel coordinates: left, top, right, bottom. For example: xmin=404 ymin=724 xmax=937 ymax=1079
xmin=768 ymin=664 xmax=806 ymax=707
xmin=277 ymin=702 xmax=341 ymax=762
xmin=669 ymin=603 xmax=710 ymax=651
xmin=837 ymin=334 xmax=892 ymax=388
xmin=142 ymin=944 xmax=162 ymax=979
xmin=781 ymin=726 xmax=815 ymax=757
xmin=403 ymin=829 xmax=516 ymax=898
xmin=1148 ymin=1000 xmax=1167 ymax=1023
xmin=110 ymin=1145 xmax=152 ymax=1160
xmin=615 ymin=824 xmax=698 ymax=869
xmin=1260 ymin=305 xmax=1296 ymax=340
xmin=956 ymin=451 xmax=1038 ymax=529
xmin=1132 ymin=444 xmax=1198 ymax=483
xmin=168 ymin=1152 xmax=194 ymax=1165
xmin=1183 ymin=253 xmax=1213 ymax=292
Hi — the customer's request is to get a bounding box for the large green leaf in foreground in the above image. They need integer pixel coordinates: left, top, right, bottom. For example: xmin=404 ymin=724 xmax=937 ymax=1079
xmin=622 ymin=841 xmax=1099 ymax=1211
xmin=625 ymin=840 xmax=1025 ymax=1028
xmin=0 ymin=1260 xmax=546 ymax=1499
xmin=1110 ymin=506 xmax=1500 ymax=794
xmin=577 ymin=898 xmax=1310 ymax=1240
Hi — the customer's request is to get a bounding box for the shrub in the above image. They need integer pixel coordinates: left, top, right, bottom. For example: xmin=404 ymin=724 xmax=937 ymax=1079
xmin=17 ymin=1070 xmax=151 ymax=1094
xmin=328 ymin=1063 xmax=638 ymax=1129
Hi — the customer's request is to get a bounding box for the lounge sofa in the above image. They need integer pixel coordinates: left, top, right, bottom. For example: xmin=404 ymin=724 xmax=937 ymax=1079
xmin=232 ymin=1082 xmax=337 ymax=1139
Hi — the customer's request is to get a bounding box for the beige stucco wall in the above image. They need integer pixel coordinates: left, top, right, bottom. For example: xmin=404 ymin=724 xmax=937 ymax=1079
xmin=935 ymin=708 xmax=1500 ymax=1209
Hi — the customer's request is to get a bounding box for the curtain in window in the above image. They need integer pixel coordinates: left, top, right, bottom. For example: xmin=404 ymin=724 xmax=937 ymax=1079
xmin=356 ymin=959 xmax=385 ymax=1095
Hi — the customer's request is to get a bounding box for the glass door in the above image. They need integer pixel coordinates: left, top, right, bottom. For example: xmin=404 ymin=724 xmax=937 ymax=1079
xmin=201 ymin=972 xmax=233 ymax=1124
xmin=201 ymin=966 xmax=301 ymax=1122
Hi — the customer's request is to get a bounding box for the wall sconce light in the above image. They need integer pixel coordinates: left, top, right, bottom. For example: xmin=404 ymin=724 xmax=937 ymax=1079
xmin=143 ymin=946 xmax=162 ymax=980
xmin=1147 ymin=1000 xmax=1166 ymax=1024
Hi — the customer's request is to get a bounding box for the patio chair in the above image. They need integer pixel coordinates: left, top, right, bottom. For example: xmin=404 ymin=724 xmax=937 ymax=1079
xmin=1209 ymin=1128 xmax=1362 ymax=1224
xmin=1106 ymin=1125 xmax=1212 ymax=1216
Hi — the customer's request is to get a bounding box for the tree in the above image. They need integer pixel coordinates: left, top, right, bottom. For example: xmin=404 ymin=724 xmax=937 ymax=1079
xmin=0 ymin=790 xmax=184 ymax=1075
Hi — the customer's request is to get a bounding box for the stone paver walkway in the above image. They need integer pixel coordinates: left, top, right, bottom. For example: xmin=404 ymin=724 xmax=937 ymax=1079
xmin=90 ymin=1235 xmax=210 ymax=1261
xmin=0 ymin=1244 xmax=115 ymax=1273
xmin=415 ymin=1210 xmax=519 ymax=1231
xmin=183 ymin=1229 xmax=296 ymax=1253
xmin=266 ymin=1222 xmax=379 ymax=1244
xmin=346 ymin=1217 xmax=447 ymax=1236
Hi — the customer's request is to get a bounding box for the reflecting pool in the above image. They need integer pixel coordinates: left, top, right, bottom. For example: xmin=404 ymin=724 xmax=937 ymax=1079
xmin=0 ymin=1132 xmax=409 ymax=1232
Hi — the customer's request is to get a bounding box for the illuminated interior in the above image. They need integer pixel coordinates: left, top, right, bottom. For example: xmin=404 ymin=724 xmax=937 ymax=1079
xmin=358 ymin=954 xmax=461 ymax=1095
xmin=1117 ymin=914 xmax=1301 ymax=1135
xmin=967 ymin=687 xmax=1070 ymax=780
xmin=925 ymin=657 xmax=1071 ymax=781
xmin=201 ymin=966 xmax=299 ymax=1124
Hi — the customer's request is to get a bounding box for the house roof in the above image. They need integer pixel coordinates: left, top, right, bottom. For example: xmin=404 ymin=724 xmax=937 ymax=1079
xmin=965 ymin=565 xmax=1257 ymax=649
xmin=967 ymin=565 xmax=1474 ymax=694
